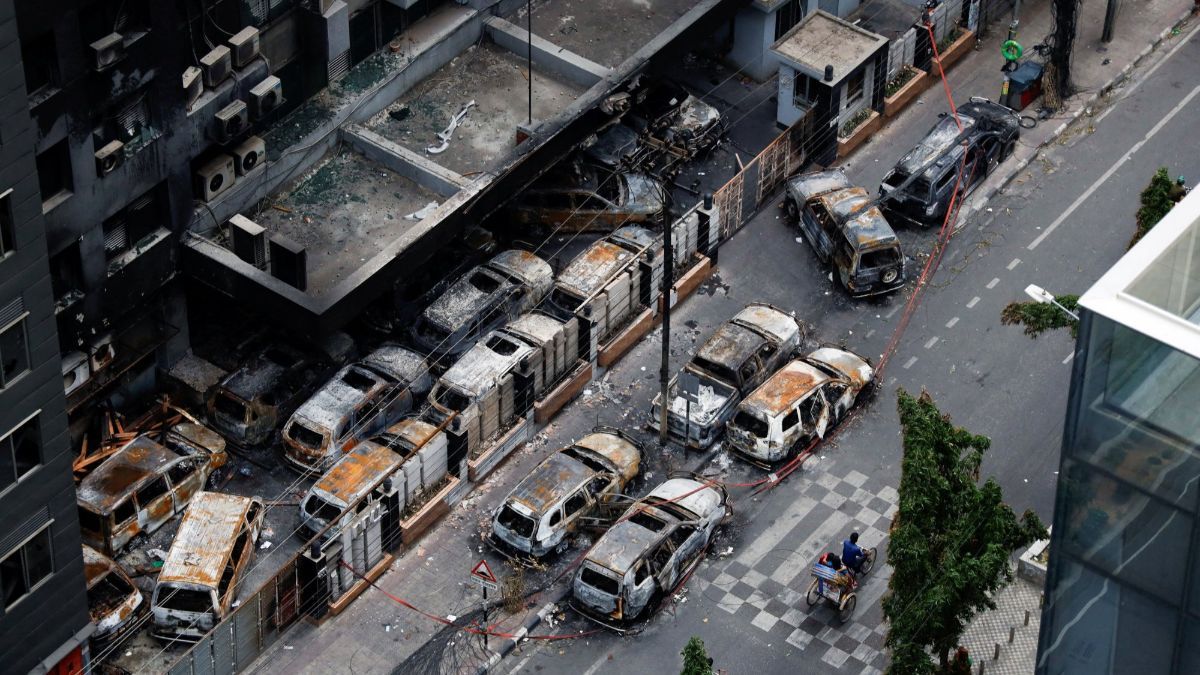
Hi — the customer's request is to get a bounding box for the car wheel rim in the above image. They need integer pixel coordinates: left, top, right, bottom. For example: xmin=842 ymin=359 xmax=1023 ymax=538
xmin=882 ymin=269 xmax=898 ymax=284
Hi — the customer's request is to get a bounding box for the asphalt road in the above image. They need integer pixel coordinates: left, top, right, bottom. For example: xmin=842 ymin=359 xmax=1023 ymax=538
xmin=482 ymin=20 xmax=1200 ymax=675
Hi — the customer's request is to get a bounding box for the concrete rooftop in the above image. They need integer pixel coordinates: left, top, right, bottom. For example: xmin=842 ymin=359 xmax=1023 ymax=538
xmin=772 ymin=10 xmax=889 ymax=80
xmin=250 ymin=145 xmax=442 ymax=296
xmin=366 ymin=42 xmax=588 ymax=176
xmin=527 ymin=0 xmax=700 ymax=68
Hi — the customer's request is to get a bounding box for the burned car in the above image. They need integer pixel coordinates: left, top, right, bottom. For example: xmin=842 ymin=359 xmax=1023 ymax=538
xmin=84 ymin=545 xmax=144 ymax=649
xmin=282 ymin=344 xmax=431 ymax=473
xmin=509 ymin=166 xmax=667 ymax=233
xmin=879 ymin=97 xmax=1019 ymax=227
xmin=490 ymin=428 xmax=642 ymax=558
xmin=77 ymin=424 xmax=228 ymax=556
xmin=572 ymin=475 xmax=729 ymax=626
xmin=785 ymin=169 xmax=905 ymax=296
xmin=650 ymin=303 xmax=802 ymax=448
xmin=207 ymin=335 xmax=354 ymax=447
xmin=151 ymin=492 xmax=263 ymax=641
xmin=298 ymin=440 xmax=403 ymax=539
xmin=410 ymin=249 xmax=553 ymax=361
xmin=726 ymin=346 xmax=875 ymax=465
xmin=632 ymin=81 xmax=724 ymax=155
xmin=583 ymin=123 xmax=645 ymax=172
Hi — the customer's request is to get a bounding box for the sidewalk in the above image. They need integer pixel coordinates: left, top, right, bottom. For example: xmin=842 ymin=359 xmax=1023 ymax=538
xmin=959 ymin=568 xmax=1044 ymax=674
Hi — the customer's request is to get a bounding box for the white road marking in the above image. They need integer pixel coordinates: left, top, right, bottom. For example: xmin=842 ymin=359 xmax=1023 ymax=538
xmin=966 ymin=296 xmax=980 ymax=308
xmin=885 ymin=306 xmax=900 ymax=319
xmin=866 ymin=329 xmax=876 ymax=338
xmin=903 ymin=356 xmax=918 ymax=369
xmin=581 ymin=654 xmax=610 ymax=675
xmin=509 ymin=655 xmax=533 ymax=675
xmin=1096 ymin=22 xmax=1200 ymax=123
xmin=924 ymin=336 xmax=939 ymax=349
xmin=1029 ymin=83 xmax=1200 ymax=251
xmin=1063 ymin=352 xmax=1075 ymax=365
xmin=731 ymin=496 xmax=819 ymax=570
xmin=986 ymin=278 xmax=1000 ymax=289
xmin=1007 ymin=258 xmax=1021 ymax=270
xmin=946 ymin=317 xmax=959 ymax=328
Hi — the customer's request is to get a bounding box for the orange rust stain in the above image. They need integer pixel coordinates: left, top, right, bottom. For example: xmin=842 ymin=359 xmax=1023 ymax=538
xmin=744 ymin=363 xmax=827 ymax=415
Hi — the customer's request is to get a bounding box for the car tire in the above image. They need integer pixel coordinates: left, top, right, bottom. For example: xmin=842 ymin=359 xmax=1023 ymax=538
xmin=881 ymin=268 xmax=899 ymax=284
xmin=784 ymin=199 xmax=798 ymax=221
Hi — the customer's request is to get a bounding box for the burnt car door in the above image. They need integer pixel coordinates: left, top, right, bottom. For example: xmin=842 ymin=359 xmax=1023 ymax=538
xmin=558 ymin=489 xmax=594 ymax=537
xmin=801 ymin=198 xmax=837 ymax=263
xmin=737 ymin=355 xmax=764 ymax=393
xmin=627 ymin=558 xmax=657 ymax=617
xmin=648 ymin=538 xmax=680 ymax=591
xmin=798 ymin=389 xmax=832 ymax=440
xmin=666 ymin=523 xmax=703 ymax=576
xmin=823 ymin=379 xmax=854 ymax=421
xmin=135 ymin=475 xmax=176 ymax=533
xmin=166 ymin=457 xmax=207 ymax=508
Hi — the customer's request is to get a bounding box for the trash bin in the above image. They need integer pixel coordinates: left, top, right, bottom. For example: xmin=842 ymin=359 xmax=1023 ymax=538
xmin=1003 ymin=61 xmax=1044 ymax=111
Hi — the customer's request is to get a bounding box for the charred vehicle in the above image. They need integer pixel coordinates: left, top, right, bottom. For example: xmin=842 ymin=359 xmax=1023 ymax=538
xmin=490 ymin=428 xmax=642 ymax=558
xmin=572 ymin=475 xmax=729 ymax=626
xmin=880 ymin=98 xmax=1019 ymax=227
xmin=650 ymin=303 xmax=802 ymax=448
xmin=631 ymin=81 xmax=724 ymax=155
xmin=77 ymin=424 xmax=228 ymax=556
xmin=583 ymin=123 xmax=645 ymax=173
xmin=207 ymin=335 xmax=354 ymax=447
xmin=509 ymin=166 xmax=667 ymax=233
xmin=545 ymin=225 xmax=664 ymax=345
xmin=84 ymin=545 xmax=144 ymax=649
xmin=410 ymin=249 xmax=554 ymax=361
xmin=726 ymin=347 xmax=875 ymax=465
xmin=785 ymin=170 xmax=906 ymax=296
xmin=151 ymin=492 xmax=263 ymax=641
xmin=426 ymin=311 xmax=580 ymax=460
xmin=282 ymin=344 xmax=431 ymax=473
xmin=298 ymin=440 xmax=403 ymax=539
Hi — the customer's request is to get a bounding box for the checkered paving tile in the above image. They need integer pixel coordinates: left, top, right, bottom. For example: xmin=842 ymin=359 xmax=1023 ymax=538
xmin=691 ymin=467 xmax=900 ymax=673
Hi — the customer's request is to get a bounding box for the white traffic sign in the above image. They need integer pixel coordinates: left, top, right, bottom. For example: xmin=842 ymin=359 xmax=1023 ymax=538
xmin=470 ymin=559 xmax=499 ymax=590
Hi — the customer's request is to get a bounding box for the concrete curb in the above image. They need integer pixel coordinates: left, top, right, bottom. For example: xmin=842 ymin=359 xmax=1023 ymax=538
xmin=964 ymin=9 xmax=1197 ymax=223
xmin=477 ymin=586 xmax=573 ymax=674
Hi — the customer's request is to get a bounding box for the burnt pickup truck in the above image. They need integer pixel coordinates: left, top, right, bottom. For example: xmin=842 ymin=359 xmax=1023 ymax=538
xmin=649 ymin=303 xmax=802 ymax=448
xmin=785 ymin=169 xmax=906 ymax=297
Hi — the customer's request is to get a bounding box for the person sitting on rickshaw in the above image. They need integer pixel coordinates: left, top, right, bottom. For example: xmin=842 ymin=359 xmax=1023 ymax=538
xmin=842 ymin=532 xmax=865 ymax=577
xmin=818 ymin=551 xmax=855 ymax=589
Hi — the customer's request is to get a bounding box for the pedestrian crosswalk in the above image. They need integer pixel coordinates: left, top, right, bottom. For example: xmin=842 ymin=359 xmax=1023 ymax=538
xmin=691 ymin=467 xmax=898 ymax=674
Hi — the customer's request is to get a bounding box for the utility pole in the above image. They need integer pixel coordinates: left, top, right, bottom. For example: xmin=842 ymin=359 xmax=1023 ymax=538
xmin=527 ymin=0 xmax=533 ymax=124
xmin=658 ymin=220 xmax=674 ymax=446
xmin=1101 ymin=0 xmax=1117 ymax=42
xmin=1007 ymin=0 xmax=1022 ymax=41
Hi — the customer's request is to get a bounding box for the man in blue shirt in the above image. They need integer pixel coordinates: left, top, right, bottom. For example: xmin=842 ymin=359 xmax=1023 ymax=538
xmin=842 ymin=532 xmax=865 ymax=576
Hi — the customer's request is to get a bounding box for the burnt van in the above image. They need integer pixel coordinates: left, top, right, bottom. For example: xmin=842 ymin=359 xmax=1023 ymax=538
xmin=151 ymin=492 xmax=264 ymax=641
xmin=84 ymin=545 xmax=144 ymax=649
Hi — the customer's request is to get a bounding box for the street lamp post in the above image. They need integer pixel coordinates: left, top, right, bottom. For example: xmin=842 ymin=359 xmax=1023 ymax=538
xmin=1024 ymin=283 xmax=1079 ymax=320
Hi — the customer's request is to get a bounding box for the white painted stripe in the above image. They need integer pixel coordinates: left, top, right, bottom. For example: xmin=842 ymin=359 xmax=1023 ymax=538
xmin=1096 ymin=23 xmax=1200 ymax=123
xmin=924 ymin=336 xmax=939 ymax=349
xmin=581 ymin=653 xmax=610 ymax=675
xmin=966 ymin=296 xmax=980 ymax=308
xmin=1063 ymin=352 xmax=1075 ymax=365
xmin=945 ymin=317 xmax=959 ymax=328
xmin=986 ymin=278 xmax=1000 ymax=289
xmin=903 ymin=356 xmax=918 ymax=369
xmin=1029 ymin=83 xmax=1200 ymax=251
xmin=1007 ymin=258 xmax=1021 ymax=270
xmin=509 ymin=655 xmax=533 ymax=674
xmin=731 ymin=496 xmax=819 ymax=570
xmin=885 ymin=306 xmax=900 ymax=319
xmin=771 ymin=509 xmax=853 ymax=585
xmin=866 ymin=329 xmax=876 ymax=338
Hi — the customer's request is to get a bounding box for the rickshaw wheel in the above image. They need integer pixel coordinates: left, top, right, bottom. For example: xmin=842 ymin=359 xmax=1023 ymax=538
xmin=806 ymin=579 xmax=821 ymax=607
xmin=860 ymin=548 xmax=876 ymax=575
xmin=838 ymin=593 xmax=857 ymax=623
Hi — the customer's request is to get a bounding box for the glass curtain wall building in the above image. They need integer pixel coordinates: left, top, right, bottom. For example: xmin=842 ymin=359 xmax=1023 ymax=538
xmin=1037 ymin=191 xmax=1200 ymax=674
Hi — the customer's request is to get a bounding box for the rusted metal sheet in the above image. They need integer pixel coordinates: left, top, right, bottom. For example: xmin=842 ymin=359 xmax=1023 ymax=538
xmin=77 ymin=437 xmax=183 ymax=512
xmin=573 ymin=430 xmax=641 ymax=484
xmin=805 ymin=347 xmax=874 ymax=388
xmin=158 ymin=492 xmax=262 ymax=590
xmin=311 ymin=441 xmax=403 ymax=507
xmin=742 ymin=360 xmax=830 ymax=416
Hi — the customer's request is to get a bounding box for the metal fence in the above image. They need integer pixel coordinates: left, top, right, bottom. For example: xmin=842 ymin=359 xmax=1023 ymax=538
xmin=712 ymin=111 xmax=812 ymax=239
xmin=884 ymin=0 xmax=978 ymax=83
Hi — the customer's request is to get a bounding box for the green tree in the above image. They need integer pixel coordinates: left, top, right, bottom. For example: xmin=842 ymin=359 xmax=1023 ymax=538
xmin=1131 ymin=167 xmax=1175 ymax=247
xmin=882 ymin=390 xmax=1047 ymax=674
xmin=680 ymin=636 xmax=713 ymax=675
xmin=1000 ymin=294 xmax=1080 ymax=338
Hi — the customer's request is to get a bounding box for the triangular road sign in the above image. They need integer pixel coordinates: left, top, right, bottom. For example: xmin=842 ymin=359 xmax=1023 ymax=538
xmin=471 ymin=559 xmax=498 ymax=586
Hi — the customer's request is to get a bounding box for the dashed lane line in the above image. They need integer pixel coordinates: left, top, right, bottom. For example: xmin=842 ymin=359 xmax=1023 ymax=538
xmin=967 ymin=296 xmax=980 ymax=308
xmin=903 ymin=356 xmax=918 ymax=369
xmin=946 ymin=317 xmax=959 ymax=328
xmin=986 ymin=278 xmax=1000 ymax=289
xmin=924 ymin=336 xmax=939 ymax=349
xmin=1096 ymin=22 xmax=1200 ymax=124
xmin=1007 ymin=258 xmax=1021 ymax=270
xmin=1063 ymin=352 xmax=1075 ymax=365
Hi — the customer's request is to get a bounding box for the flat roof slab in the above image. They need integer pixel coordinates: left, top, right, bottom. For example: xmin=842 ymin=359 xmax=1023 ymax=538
xmin=527 ymin=0 xmax=699 ymax=69
xmin=772 ymin=10 xmax=888 ymax=80
xmin=253 ymin=146 xmax=442 ymax=296
xmin=365 ymin=42 xmax=586 ymax=176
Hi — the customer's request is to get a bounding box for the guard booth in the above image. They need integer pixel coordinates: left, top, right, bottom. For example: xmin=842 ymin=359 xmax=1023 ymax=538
xmin=771 ymin=10 xmax=888 ymax=166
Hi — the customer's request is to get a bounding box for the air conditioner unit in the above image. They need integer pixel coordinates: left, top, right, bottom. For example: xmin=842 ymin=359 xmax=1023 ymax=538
xmin=229 ymin=214 xmax=267 ymax=269
xmin=183 ymin=66 xmax=203 ymax=109
xmin=196 ymin=155 xmax=236 ymax=202
xmin=90 ymin=33 xmax=126 ymax=71
xmin=89 ymin=333 xmax=116 ymax=373
xmin=62 ymin=351 xmax=91 ymax=396
xmin=249 ymin=75 xmax=283 ymax=119
xmin=228 ymin=27 xmax=261 ymax=68
xmin=270 ymin=234 xmax=307 ymax=291
xmin=200 ymin=45 xmax=232 ymax=87
xmin=214 ymin=100 xmax=248 ymax=143
xmin=95 ymin=140 xmax=125 ymax=177
xmin=231 ymin=135 xmax=266 ymax=176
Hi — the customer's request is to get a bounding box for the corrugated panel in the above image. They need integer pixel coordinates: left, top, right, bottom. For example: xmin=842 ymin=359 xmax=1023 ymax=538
xmin=0 ymin=505 xmax=49 ymax=555
xmin=190 ymin=638 xmax=216 ymax=675
xmin=104 ymin=222 xmax=128 ymax=253
xmin=233 ymin=595 xmax=262 ymax=670
xmin=211 ymin=622 xmax=237 ymax=674
xmin=328 ymin=50 xmax=350 ymax=81
xmin=0 ymin=297 xmax=26 ymax=329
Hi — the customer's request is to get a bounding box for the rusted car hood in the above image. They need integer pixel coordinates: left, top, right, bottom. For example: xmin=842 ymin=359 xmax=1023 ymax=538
xmin=78 ymin=437 xmax=185 ymax=513
xmin=826 ymin=188 xmax=899 ymax=250
xmin=695 ymin=322 xmax=767 ymax=372
xmin=787 ymin=169 xmax=852 ymax=203
xmin=574 ymin=432 xmax=640 ymax=478
xmin=585 ymin=519 xmax=659 ymax=575
xmin=647 ymin=478 xmax=723 ymax=520
xmin=488 ymin=249 xmax=554 ymax=292
xmin=313 ymin=441 xmax=402 ymax=506
xmin=805 ymin=347 xmax=874 ymax=388
xmin=733 ymin=303 xmax=800 ymax=344
xmin=556 ymin=239 xmax=639 ymax=298
xmin=743 ymin=360 xmax=831 ymax=416
xmin=509 ymin=453 xmax=594 ymax=516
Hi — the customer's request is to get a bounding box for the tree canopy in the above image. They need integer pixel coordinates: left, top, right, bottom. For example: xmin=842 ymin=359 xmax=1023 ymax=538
xmin=1000 ymin=294 xmax=1079 ymax=338
xmin=681 ymin=636 xmax=713 ymax=675
xmin=1131 ymin=167 xmax=1175 ymax=248
xmin=882 ymin=390 xmax=1047 ymax=674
